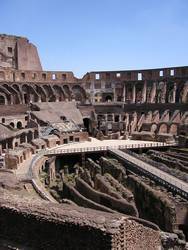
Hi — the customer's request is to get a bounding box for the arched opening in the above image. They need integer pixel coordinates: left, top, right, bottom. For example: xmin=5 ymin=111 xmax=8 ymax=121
xmin=83 ymin=118 xmax=91 ymax=134
xmin=20 ymin=133 xmax=26 ymax=144
xmin=169 ymin=124 xmax=177 ymax=135
xmin=114 ymin=115 xmax=119 ymax=122
xmin=10 ymin=122 xmax=15 ymax=128
xmin=159 ymin=124 xmax=168 ymax=134
xmin=17 ymin=121 xmax=22 ymax=129
xmin=0 ymin=95 xmax=5 ymax=105
xmin=72 ymin=85 xmax=86 ymax=102
xmin=24 ymin=93 xmax=28 ymax=104
xmin=27 ymin=131 xmax=33 ymax=143
xmin=34 ymin=130 xmax=38 ymax=139
xmin=15 ymin=142 xmax=18 ymax=148
xmin=105 ymin=95 xmax=112 ymax=102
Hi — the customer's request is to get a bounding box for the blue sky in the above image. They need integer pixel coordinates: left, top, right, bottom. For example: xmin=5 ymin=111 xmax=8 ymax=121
xmin=1 ymin=0 xmax=188 ymax=77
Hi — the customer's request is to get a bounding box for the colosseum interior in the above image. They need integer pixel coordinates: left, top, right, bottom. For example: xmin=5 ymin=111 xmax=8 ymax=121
xmin=0 ymin=34 xmax=188 ymax=249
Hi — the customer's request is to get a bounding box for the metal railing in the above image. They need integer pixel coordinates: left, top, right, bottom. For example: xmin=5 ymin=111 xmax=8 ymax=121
xmin=109 ymin=149 xmax=188 ymax=197
xmin=44 ymin=141 xmax=175 ymax=155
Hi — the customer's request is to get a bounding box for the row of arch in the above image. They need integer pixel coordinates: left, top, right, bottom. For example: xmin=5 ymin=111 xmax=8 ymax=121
xmin=0 ymin=83 xmax=87 ymax=105
xmin=150 ymin=122 xmax=178 ymax=135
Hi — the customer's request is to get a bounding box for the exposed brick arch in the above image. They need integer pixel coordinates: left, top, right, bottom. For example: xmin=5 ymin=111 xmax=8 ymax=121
xmin=72 ymin=85 xmax=86 ymax=102
xmin=2 ymin=83 xmax=21 ymax=104
xmin=22 ymin=84 xmax=39 ymax=103
xmin=169 ymin=123 xmax=178 ymax=135
xmin=158 ymin=123 xmax=168 ymax=134
xmin=52 ymin=85 xmax=66 ymax=101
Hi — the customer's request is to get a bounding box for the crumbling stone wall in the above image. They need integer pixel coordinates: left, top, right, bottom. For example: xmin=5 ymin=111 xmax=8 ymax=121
xmin=0 ymin=191 xmax=161 ymax=250
xmin=75 ymin=177 xmax=138 ymax=217
xmin=127 ymin=174 xmax=176 ymax=231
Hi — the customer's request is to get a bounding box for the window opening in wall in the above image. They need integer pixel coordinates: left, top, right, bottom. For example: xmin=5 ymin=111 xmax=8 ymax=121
xmin=63 ymin=138 xmax=68 ymax=144
xmin=115 ymin=115 xmax=119 ymax=122
xmin=10 ymin=122 xmax=14 ymax=128
xmin=75 ymin=138 xmax=80 ymax=142
xmin=2 ymin=118 xmax=5 ymax=123
xmin=170 ymin=69 xmax=174 ymax=76
xmin=138 ymin=73 xmax=142 ymax=81
xmin=62 ymin=74 xmax=66 ymax=80
xmin=159 ymin=70 xmax=163 ymax=77
xmin=17 ymin=121 xmax=22 ymax=129
xmin=42 ymin=73 xmax=46 ymax=80
xmin=52 ymin=73 xmax=56 ymax=80
xmin=8 ymin=47 xmax=12 ymax=53
xmin=0 ymin=96 xmax=5 ymax=105
xmin=32 ymin=73 xmax=36 ymax=79
xmin=21 ymin=72 xmax=25 ymax=79
xmin=95 ymin=73 xmax=100 ymax=80
xmin=116 ymin=73 xmax=121 ymax=78
xmin=69 ymin=136 xmax=74 ymax=142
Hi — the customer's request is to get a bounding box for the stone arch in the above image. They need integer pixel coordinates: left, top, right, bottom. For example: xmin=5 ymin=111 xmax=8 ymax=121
xmin=135 ymin=82 xmax=143 ymax=103
xmin=0 ymin=85 xmax=12 ymax=104
xmin=2 ymin=83 xmax=21 ymax=104
xmin=35 ymin=85 xmax=47 ymax=102
xmin=17 ymin=121 xmax=22 ymax=129
xmin=10 ymin=122 xmax=15 ymax=128
xmin=176 ymin=81 xmax=185 ymax=103
xmin=151 ymin=123 xmax=158 ymax=133
xmin=0 ymin=94 xmax=7 ymax=105
xmin=52 ymin=85 xmax=66 ymax=101
xmin=158 ymin=123 xmax=168 ymax=134
xmin=181 ymin=81 xmax=188 ymax=103
xmin=22 ymin=84 xmax=39 ymax=104
xmin=43 ymin=84 xmax=56 ymax=102
xmin=169 ymin=124 xmax=178 ymax=135
xmin=166 ymin=82 xmax=175 ymax=103
xmin=63 ymin=85 xmax=71 ymax=99
xmin=156 ymin=82 xmax=166 ymax=103
xmin=105 ymin=95 xmax=113 ymax=102
xmin=72 ymin=85 xmax=86 ymax=102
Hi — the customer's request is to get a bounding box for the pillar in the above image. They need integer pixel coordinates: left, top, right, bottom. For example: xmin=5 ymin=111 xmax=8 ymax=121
xmin=81 ymin=153 xmax=86 ymax=167
xmin=172 ymin=82 xmax=176 ymax=103
xmin=132 ymin=85 xmax=136 ymax=103
xmin=151 ymin=82 xmax=157 ymax=103
xmin=123 ymin=84 xmax=126 ymax=102
xmin=142 ymin=81 xmax=147 ymax=103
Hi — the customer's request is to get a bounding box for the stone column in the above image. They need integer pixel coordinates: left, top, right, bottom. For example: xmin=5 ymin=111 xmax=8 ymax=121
xmin=142 ymin=81 xmax=147 ymax=103
xmin=151 ymin=82 xmax=157 ymax=103
xmin=132 ymin=84 xmax=136 ymax=103
xmin=113 ymin=88 xmax=116 ymax=102
xmin=172 ymin=82 xmax=176 ymax=103
xmin=123 ymin=84 xmax=126 ymax=102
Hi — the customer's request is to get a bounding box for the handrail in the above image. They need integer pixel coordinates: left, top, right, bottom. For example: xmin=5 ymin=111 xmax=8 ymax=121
xmin=43 ymin=141 xmax=176 ymax=155
xmin=109 ymin=149 xmax=188 ymax=197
